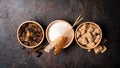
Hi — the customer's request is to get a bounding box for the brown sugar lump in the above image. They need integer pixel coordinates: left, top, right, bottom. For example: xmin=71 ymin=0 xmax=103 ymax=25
xmin=83 ymin=32 xmax=93 ymax=39
xmin=78 ymin=37 xmax=88 ymax=45
xmin=76 ymin=31 xmax=81 ymax=38
xmin=75 ymin=22 xmax=102 ymax=49
xmin=94 ymin=28 xmax=101 ymax=34
xmin=101 ymin=45 xmax=107 ymax=53
xmin=83 ymin=32 xmax=94 ymax=43
xmin=81 ymin=30 xmax=86 ymax=35
xmin=94 ymin=45 xmax=107 ymax=54
xmin=79 ymin=23 xmax=86 ymax=32
xmin=94 ymin=46 xmax=103 ymax=54
xmin=86 ymin=42 xmax=96 ymax=48
xmin=94 ymin=35 xmax=101 ymax=44
xmin=87 ymin=24 xmax=94 ymax=32
xmin=87 ymin=38 xmax=94 ymax=43
xmin=92 ymin=32 xmax=96 ymax=37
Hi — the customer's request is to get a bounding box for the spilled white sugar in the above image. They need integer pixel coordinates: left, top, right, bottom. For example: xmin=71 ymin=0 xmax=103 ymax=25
xmin=48 ymin=22 xmax=71 ymax=41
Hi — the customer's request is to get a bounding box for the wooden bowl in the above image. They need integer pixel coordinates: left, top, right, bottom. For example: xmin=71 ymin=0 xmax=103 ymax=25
xmin=17 ymin=21 xmax=44 ymax=48
xmin=75 ymin=22 xmax=102 ymax=50
xmin=46 ymin=20 xmax=74 ymax=48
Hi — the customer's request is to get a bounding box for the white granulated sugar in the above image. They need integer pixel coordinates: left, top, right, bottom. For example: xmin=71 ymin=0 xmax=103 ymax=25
xmin=48 ymin=21 xmax=71 ymax=41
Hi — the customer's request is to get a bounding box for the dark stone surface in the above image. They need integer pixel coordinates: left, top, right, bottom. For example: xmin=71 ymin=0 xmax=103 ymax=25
xmin=0 ymin=0 xmax=120 ymax=68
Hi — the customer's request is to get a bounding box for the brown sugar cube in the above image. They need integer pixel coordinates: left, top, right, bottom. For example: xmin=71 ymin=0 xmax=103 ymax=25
xmin=94 ymin=46 xmax=103 ymax=54
xmin=78 ymin=37 xmax=82 ymax=43
xmin=78 ymin=37 xmax=88 ymax=45
xmin=81 ymin=37 xmax=88 ymax=45
xmin=76 ymin=31 xmax=81 ymax=38
xmin=81 ymin=30 xmax=86 ymax=35
xmin=92 ymin=32 xmax=97 ymax=41
xmin=87 ymin=38 xmax=94 ymax=43
xmin=87 ymin=26 xmax=94 ymax=32
xmin=87 ymin=49 xmax=91 ymax=52
xmin=91 ymin=24 xmax=97 ymax=29
xmin=78 ymin=27 xmax=82 ymax=32
xmin=101 ymin=45 xmax=107 ymax=53
xmin=92 ymin=32 xmax=96 ymax=37
xmin=94 ymin=28 xmax=100 ymax=34
xmin=83 ymin=32 xmax=93 ymax=39
xmin=79 ymin=24 xmax=86 ymax=31
xmin=94 ymin=35 xmax=100 ymax=44
xmin=86 ymin=42 xmax=95 ymax=48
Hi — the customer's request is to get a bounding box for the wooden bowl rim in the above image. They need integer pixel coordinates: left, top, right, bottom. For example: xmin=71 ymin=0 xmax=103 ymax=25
xmin=75 ymin=22 xmax=102 ymax=49
xmin=17 ymin=21 xmax=44 ymax=48
xmin=46 ymin=20 xmax=74 ymax=48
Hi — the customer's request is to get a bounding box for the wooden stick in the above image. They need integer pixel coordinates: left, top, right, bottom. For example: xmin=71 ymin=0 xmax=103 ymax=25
xmin=63 ymin=15 xmax=83 ymax=36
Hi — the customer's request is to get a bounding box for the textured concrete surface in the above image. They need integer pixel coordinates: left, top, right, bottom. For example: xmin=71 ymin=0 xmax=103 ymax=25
xmin=0 ymin=0 xmax=120 ymax=68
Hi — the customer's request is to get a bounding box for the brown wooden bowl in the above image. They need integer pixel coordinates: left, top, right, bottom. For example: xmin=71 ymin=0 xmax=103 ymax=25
xmin=17 ymin=21 xmax=44 ymax=48
xmin=75 ymin=22 xmax=102 ymax=50
xmin=46 ymin=20 xmax=74 ymax=48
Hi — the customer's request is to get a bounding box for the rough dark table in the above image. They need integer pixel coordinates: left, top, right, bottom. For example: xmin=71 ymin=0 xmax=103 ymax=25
xmin=0 ymin=0 xmax=120 ymax=68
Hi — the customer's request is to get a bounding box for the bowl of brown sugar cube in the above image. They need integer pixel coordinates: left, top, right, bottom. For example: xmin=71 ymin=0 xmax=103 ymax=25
xmin=75 ymin=22 xmax=102 ymax=50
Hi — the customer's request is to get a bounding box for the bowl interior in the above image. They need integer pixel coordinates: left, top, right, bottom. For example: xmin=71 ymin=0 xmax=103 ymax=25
xmin=17 ymin=21 xmax=44 ymax=48
xmin=46 ymin=20 xmax=74 ymax=48
xmin=75 ymin=22 xmax=102 ymax=49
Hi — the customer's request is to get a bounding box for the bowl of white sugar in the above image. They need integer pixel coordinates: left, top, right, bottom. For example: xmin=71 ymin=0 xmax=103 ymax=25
xmin=46 ymin=20 xmax=74 ymax=48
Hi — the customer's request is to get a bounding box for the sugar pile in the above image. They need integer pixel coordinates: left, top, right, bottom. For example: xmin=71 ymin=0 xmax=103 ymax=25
xmin=48 ymin=21 xmax=71 ymax=41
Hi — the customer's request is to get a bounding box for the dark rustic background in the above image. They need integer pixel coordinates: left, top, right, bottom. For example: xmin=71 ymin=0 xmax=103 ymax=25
xmin=0 ymin=0 xmax=120 ymax=68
